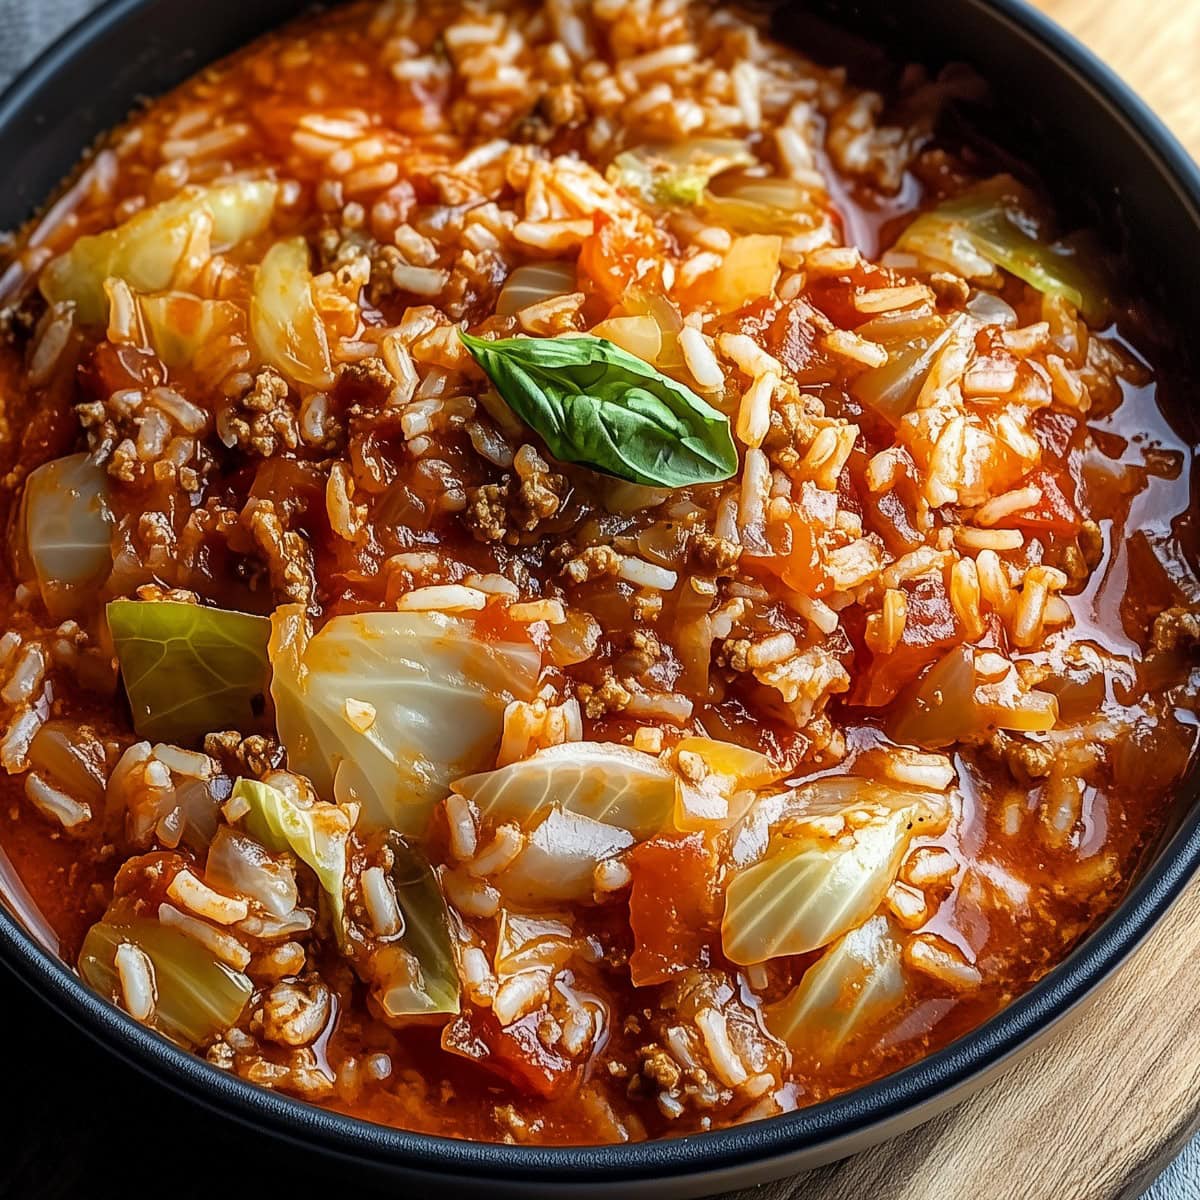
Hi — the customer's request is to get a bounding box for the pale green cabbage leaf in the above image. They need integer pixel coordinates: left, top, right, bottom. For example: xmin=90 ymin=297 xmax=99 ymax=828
xmin=40 ymin=180 xmax=277 ymax=323
xmin=767 ymin=914 xmax=905 ymax=1062
xmin=722 ymin=779 xmax=946 ymax=964
xmin=79 ymin=916 xmax=253 ymax=1047
xmin=107 ymin=599 xmax=272 ymax=746
xmin=22 ymin=453 xmax=113 ymax=620
xmin=452 ymin=742 xmax=678 ymax=839
xmin=233 ymin=777 xmax=354 ymax=941
xmin=268 ymin=605 xmax=541 ymax=836
xmin=250 ymin=237 xmax=334 ymax=389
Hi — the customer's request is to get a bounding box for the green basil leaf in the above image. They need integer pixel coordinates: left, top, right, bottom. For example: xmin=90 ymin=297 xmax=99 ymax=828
xmin=459 ymin=331 xmax=737 ymax=488
xmin=108 ymin=599 xmax=272 ymax=746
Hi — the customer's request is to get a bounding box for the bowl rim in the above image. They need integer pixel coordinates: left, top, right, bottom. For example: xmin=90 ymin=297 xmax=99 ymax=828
xmin=2 ymin=0 xmax=1200 ymax=1186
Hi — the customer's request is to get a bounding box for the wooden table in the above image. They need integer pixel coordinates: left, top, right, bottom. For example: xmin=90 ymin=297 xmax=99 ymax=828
xmin=1 ymin=2 xmax=1199 ymax=1199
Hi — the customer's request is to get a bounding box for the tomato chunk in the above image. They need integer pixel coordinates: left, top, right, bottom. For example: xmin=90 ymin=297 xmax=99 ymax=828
xmin=627 ymin=833 xmax=721 ymax=987
xmin=442 ymin=1006 xmax=576 ymax=1099
xmin=1007 ymin=467 xmax=1081 ymax=535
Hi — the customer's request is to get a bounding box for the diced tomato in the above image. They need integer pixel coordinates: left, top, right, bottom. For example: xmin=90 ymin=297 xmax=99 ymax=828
xmin=765 ymin=298 xmax=820 ymax=374
xmin=441 ymin=1006 xmax=577 ymax=1099
xmin=627 ymin=833 xmax=721 ymax=987
xmin=577 ymin=213 xmax=661 ymax=308
xmin=853 ymin=570 xmax=963 ymax=707
xmin=743 ymin=513 xmax=831 ymax=596
xmin=1008 ymin=467 xmax=1081 ymax=535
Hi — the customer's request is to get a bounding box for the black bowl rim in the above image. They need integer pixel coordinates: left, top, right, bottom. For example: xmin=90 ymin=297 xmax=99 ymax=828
xmin=2 ymin=0 xmax=1200 ymax=1186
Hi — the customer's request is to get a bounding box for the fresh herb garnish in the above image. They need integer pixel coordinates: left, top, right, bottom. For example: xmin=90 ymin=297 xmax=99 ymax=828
xmin=459 ymin=331 xmax=737 ymax=488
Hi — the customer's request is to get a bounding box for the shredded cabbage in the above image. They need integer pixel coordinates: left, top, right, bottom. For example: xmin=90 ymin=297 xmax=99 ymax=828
xmin=40 ymin=180 xmax=277 ymax=323
xmin=767 ymin=914 xmax=905 ymax=1061
xmin=269 ymin=605 xmax=541 ymax=835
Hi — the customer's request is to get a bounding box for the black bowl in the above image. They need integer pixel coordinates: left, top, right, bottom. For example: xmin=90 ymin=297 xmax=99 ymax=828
xmin=1 ymin=2 xmax=1199 ymax=1196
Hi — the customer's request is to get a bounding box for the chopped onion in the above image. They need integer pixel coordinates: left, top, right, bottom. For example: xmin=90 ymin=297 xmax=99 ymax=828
xmin=21 ymin=453 xmax=113 ymax=620
xmin=205 ymin=826 xmax=299 ymax=918
xmin=589 ymin=315 xmax=662 ymax=363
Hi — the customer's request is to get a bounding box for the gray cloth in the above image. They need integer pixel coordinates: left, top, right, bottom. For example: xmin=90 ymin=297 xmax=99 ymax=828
xmin=0 ymin=1 xmax=1195 ymax=1197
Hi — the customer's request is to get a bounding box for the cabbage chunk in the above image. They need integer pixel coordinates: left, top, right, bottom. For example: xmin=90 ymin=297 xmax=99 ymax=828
xmin=250 ymin=237 xmax=334 ymax=389
xmin=269 ymin=606 xmax=541 ymax=835
xmin=452 ymin=742 xmax=677 ymax=839
xmin=234 ymin=777 xmax=354 ymax=940
xmin=610 ymin=139 xmax=755 ymax=207
xmin=496 ymin=808 xmax=634 ymax=903
xmin=376 ymin=833 xmax=461 ymax=1017
xmin=893 ymin=176 xmax=1107 ymax=323
xmin=40 ymin=180 xmax=277 ymax=323
xmin=107 ymin=599 xmax=272 ymax=746
xmin=21 ymin=453 xmax=113 ymax=620
xmin=79 ymin=917 xmax=253 ymax=1046
xmin=722 ymin=779 xmax=946 ymax=964
xmin=140 ymin=292 xmax=245 ymax=367
xmin=767 ymin=914 xmax=905 ymax=1062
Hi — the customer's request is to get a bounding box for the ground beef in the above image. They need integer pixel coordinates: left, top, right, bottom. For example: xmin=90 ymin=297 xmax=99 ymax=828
xmin=562 ymin=544 xmax=620 ymax=584
xmin=204 ymin=731 xmax=284 ymax=778
xmin=1152 ymin=605 xmax=1200 ymax=652
xmin=463 ymin=447 xmax=566 ymax=544
xmin=219 ymin=367 xmax=298 ymax=457
xmin=578 ymin=672 xmax=633 ymax=719
xmin=691 ymin=531 xmax=742 ymax=573
xmin=986 ymin=729 xmax=1055 ymax=784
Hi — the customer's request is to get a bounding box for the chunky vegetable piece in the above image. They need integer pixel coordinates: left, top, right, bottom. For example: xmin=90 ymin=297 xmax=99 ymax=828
xmin=722 ymin=781 xmax=946 ymax=964
xmin=250 ymin=237 xmax=335 ymax=388
xmin=40 ymin=180 xmax=277 ymax=322
xmin=269 ymin=606 xmax=541 ymax=834
xmin=894 ymin=176 xmax=1107 ymax=321
xmin=20 ymin=453 xmax=113 ymax=619
xmin=234 ymin=777 xmax=353 ymax=940
xmin=79 ymin=917 xmax=253 ymax=1046
xmin=373 ymin=834 xmax=461 ymax=1016
xmin=452 ymin=742 xmax=678 ymax=837
xmin=107 ymin=600 xmax=272 ymax=745
xmin=610 ymin=138 xmax=756 ymax=206
xmin=459 ymin=332 xmax=738 ymax=487
xmin=767 ymin=915 xmax=905 ymax=1062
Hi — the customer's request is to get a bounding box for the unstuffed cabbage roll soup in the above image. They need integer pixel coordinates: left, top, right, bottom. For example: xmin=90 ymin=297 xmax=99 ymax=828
xmin=0 ymin=0 xmax=1196 ymax=1147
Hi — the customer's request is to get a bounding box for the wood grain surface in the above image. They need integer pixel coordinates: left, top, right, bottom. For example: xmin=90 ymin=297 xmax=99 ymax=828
xmin=724 ymin=4 xmax=1200 ymax=1199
